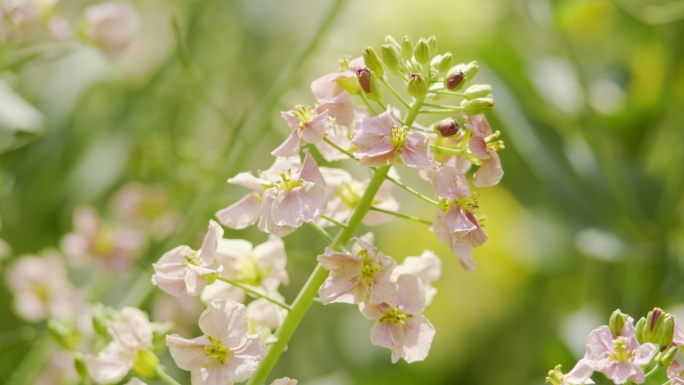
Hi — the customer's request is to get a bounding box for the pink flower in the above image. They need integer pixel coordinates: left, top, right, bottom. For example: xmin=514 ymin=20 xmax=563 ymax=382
xmin=166 ymin=299 xmax=267 ymax=385
xmin=427 ymin=166 xmax=487 ymax=271
xmin=272 ymin=92 xmax=354 ymax=157
xmin=392 ymin=250 xmax=442 ymax=305
xmin=315 ymin=105 xmax=368 ymax=162
xmin=667 ymin=360 xmax=684 ymax=385
xmin=84 ymin=1 xmax=140 ymax=59
xmin=564 ymin=320 xmax=657 ymax=385
xmin=317 ymin=237 xmax=397 ymax=305
xmin=360 ymin=274 xmax=435 ymax=363
xmin=216 ymin=156 xmax=300 ymax=230
xmin=110 ymin=182 xmax=180 ymax=241
xmin=6 ymin=250 xmax=76 ymax=322
xmin=463 ymin=114 xmax=503 ymax=187
xmin=60 ymin=206 xmax=145 ymax=273
xmin=258 ymin=150 xmax=327 ymax=237
xmin=311 ymin=56 xmax=365 ymax=102
xmin=152 ymin=220 xmax=224 ymax=297
xmin=352 ymin=106 xmax=437 ymax=168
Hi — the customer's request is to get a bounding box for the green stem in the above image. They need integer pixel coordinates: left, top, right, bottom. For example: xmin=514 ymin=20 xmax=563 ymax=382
xmin=420 ymin=108 xmax=463 ymax=114
xmin=380 ymin=78 xmax=410 ymax=108
xmin=156 ymin=366 xmax=182 ymax=385
xmin=644 ymin=364 xmax=661 ymax=378
xmin=323 ymin=137 xmax=355 ymax=160
xmin=430 ymin=144 xmax=465 ymax=155
xmin=434 ymin=89 xmax=466 ymax=97
xmin=308 ymin=222 xmax=335 ymax=243
xmin=319 ymin=215 xmax=347 ymax=228
xmin=423 ymin=102 xmax=462 ymax=109
xmin=216 ymin=277 xmax=292 ymax=310
xmin=358 ymin=93 xmax=378 ymax=115
xmin=384 ymin=174 xmax=439 ymax=206
xmin=369 ymin=206 xmax=432 ymax=225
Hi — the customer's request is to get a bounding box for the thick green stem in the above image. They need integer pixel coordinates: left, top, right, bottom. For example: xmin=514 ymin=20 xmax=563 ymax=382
xmin=216 ymin=277 xmax=291 ymax=310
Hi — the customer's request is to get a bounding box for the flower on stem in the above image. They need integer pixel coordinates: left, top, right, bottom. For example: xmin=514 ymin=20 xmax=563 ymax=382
xmin=83 ymin=1 xmax=140 ymax=59
xmin=61 ymin=206 xmax=146 ymax=273
xmin=563 ymin=318 xmax=657 ymax=385
xmin=352 ymin=106 xmax=438 ymax=168
xmin=152 ymin=220 xmax=223 ymax=297
xmin=463 ymin=113 xmax=504 ymax=187
xmin=311 ymin=56 xmax=365 ymax=102
xmin=109 ymin=182 xmax=180 ymax=241
xmin=360 ymin=274 xmax=435 ymax=363
xmin=86 ymin=307 xmax=157 ymax=384
xmin=317 ymin=236 xmax=397 ymax=305
xmin=392 ymin=250 xmax=441 ymax=306
xmin=166 ymin=299 xmax=267 ymax=385
xmin=667 ymin=360 xmax=684 ymax=385
xmin=258 ymin=150 xmax=328 ymax=237
xmin=6 ymin=250 xmax=76 ymax=322
xmin=428 ymin=165 xmax=487 ymax=271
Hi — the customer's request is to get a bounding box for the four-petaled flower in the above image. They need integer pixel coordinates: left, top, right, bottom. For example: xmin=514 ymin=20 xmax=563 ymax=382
xmin=463 ymin=113 xmax=503 ymax=187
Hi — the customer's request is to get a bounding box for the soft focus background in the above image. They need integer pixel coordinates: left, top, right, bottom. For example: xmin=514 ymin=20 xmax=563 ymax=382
xmin=1 ymin=0 xmax=684 ymax=384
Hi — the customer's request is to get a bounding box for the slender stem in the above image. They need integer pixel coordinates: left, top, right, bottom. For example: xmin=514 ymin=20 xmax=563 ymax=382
xmin=308 ymin=222 xmax=334 ymax=243
xmin=380 ymin=78 xmax=410 ymax=108
xmin=323 ymin=136 xmax=355 ymax=160
xmin=156 ymin=366 xmax=182 ymax=385
xmin=319 ymin=215 xmax=347 ymax=228
xmin=435 ymin=90 xmax=466 ymax=97
xmin=423 ymin=102 xmax=462 ymax=109
xmin=430 ymin=144 xmax=465 ymax=155
xmin=358 ymin=93 xmax=378 ymax=115
xmin=369 ymin=206 xmax=432 ymax=225
xmin=384 ymin=174 xmax=439 ymax=206
xmin=420 ymin=108 xmax=463 ymax=114
xmin=644 ymin=364 xmax=661 ymax=378
xmin=216 ymin=277 xmax=292 ymax=310
xmin=374 ymin=99 xmax=386 ymax=112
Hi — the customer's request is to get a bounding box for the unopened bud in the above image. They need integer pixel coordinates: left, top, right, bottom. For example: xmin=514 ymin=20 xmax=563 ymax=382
xmin=435 ymin=118 xmax=460 ymax=137
xmin=381 ymin=44 xmax=402 ymax=73
xmin=435 ymin=52 xmax=453 ymax=73
xmin=462 ymin=60 xmax=480 ymax=79
xmin=408 ymin=73 xmax=428 ymax=98
xmin=73 ymin=352 xmax=89 ymax=379
xmin=132 ymin=350 xmax=160 ymax=378
xmin=427 ymin=36 xmax=438 ymax=55
xmin=463 ymin=97 xmax=494 ymax=115
xmin=465 ymin=84 xmax=493 ymax=99
xmin=357 ymin=67 xmax=382 ymax=101
xmin=47 ymin=319 xmax=75 ymax=350
xmin=635 ymin=317 xmax=646 ymax=343
xmin=609 ymin=309 xmax=629 ymax=336
xmin=642 ymin=308 xmax=675 ymax=347
xmin=384 ymin=35 xmax=401 ymax=49
xmin=401 ymin=36 xmax=414 ymax=60
xmin=660 ymin=346 xmax=678 ymax=366
xmin=363 ymin=47 xmax=384 ymax=77
xmin=414 ymin=38 xmax=431 ymax=65
xmin=445 ymin=68 xmax=466 ymax=91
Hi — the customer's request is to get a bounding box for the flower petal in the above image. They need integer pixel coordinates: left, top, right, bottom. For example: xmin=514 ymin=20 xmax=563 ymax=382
xmin=473 ymin=150 xmax=503 ymax=187
xmin=271 ymin=129 xmax=302 ymax=157
xmin=215 ymin=193 xmax=262 ymax=230
xmin=199 ymin=299 xmax=249 ymax=348
xmin=316 ymin=248 xmax=363 ymax=280
xmin=222 ymin=335 xmax=266 ymax=383
xmin=166 ymin=334 xmax=213 ymax=370
xmin=399 ymin=315 xmax=435 ymax=363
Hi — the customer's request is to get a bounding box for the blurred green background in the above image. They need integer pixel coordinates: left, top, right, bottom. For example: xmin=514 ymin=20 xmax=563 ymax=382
xmin=1 ymin=0 xmax=684 ymax=384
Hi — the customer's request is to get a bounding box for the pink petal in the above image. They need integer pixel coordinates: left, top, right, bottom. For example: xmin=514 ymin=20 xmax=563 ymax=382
xmin=370 ymin=320 xmax=403 ymax=350
xmin=262 ymin=156 xmax=302 ymax=181
xmin=318 ymin=276 xmax=366 ymax=304
xmin=198 ymin=299 xmax=249 ymax=348
xmin=311 ymin=72 xmax=344 ymax=102
xmin=271 ymin=129 xmax=302 ymax=157
xmin=465 ymin=114 xmax=492 ymax=137
xmin=369 ymin=272 xmax=398 ymax=305
xmin=359 ymin=302 xmax=389 ymax=320
xmin=354 ymin=137 xmax=398 ymax=167
xmin=442 ymin=206 xmax=476 ymax=237
xmin=86 ymin=343 xmax=131 ymax=384
xmin=227 ymin=172 xmax=269 ymax=193
xmin=199 ymin=220 xmax=223 ymax=265
xmin=428 ymin=166 xmax=470 ymax=200
xmin=222 ymin=335 xmax=266 ymax=383
xmin=400 ymin=132 xmax=438 ymax=169
xmin=300 ymin=111 xmax=331 ymax=144
xmin=460 ymin=211 xmax=488 ymax=247
xmin=316 ymin=248 xmax=363 ymax=280
xmin=74 ymin=206 xmax=101 ymax=238
xmin=315 ymin=92 xmax=354 ymax=126
xmin=184 ymin=268 xmax=207 ymax=296
xmin=563 ymin=359 xmax=595 ymax=384
xmin=166 ymin=334 xmax=213 ymax=370
xmin=399 ymin=315 xmax=435 ymax=363
xmin=632 ymin=342 xmax=657 ymax=365
xmin=258 ymin=189 xmax=297 ymax=237
xmin=280 ymin=111 xmax=301 ymax=130
xmin=674 ymin=316 xmax=684 ymax=346
xmin=585 ymin=326 xmax=615 ymax=360
xmin=191 ymin=363 xmax=225 ymax=385
xmin=451 ymin=245 xmax=476 ymax=272
xmin=431 ymin=210 xmax=453 ymax=247
xmin=393 ymin=274 xmax=426 ymax=315
xmin=299 ymin=150 xmax=327 ymax=186
xmin=668 ymin=361 xmax=684 ymax=379
xmin=271 ymin=184 xmax=327 ymax=227
xmin=473 ymin=150 xmax=503 ymax=187
xmin=394 ymin=250 xmax=442 ymax=286
xmin=605 ymin=361 xmax=637 ymax=384
xmin=215 ymin=193 xmax=262 ymax=230
xmin=468 ymin=136 xmax=489 ymax=159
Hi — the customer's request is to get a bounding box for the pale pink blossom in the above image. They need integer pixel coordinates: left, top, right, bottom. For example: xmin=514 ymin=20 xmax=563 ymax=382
xmin=166 ymin=299 xmax=267 ymax=385
xmin=271 ymin=378 xmax=297 ymax=385
xmin=247 ymin=295 xmax=288 ymax=331
xmin=60 ymin=206 xmax=145 ymax=273
xmin=463 ymin=113 xmax=503 ymax=187
xmin=360 ymin=274 xmax=435 ymax=363
xmin=667 ymin=360 xmax=684 ymax=384
xmin=672 ymin=315 xmax=684 ymax=346
xmin=216 ymin=156 xmax=301 ymax=230
xmin=84 ymin=1 xmax=140 ymax=58
xmin=311 ymin=56 xmax=365 ymax=102
xmin=393 ymin=250 xmax=441 ymax=305
xmin=564 ymin=319 xmax=657 ymax=385
xmin=272 ymin=92 xmax=354 ymax=157
xmin=258 ymin=150 xmax=327 ymax=237
xmin=6 ymin=250 xmax=75 ymax=322
xmin=152 ymin=220 xmax=224 ymax=297
xmin=315 ymin=167 xmax=399 ymax=228
xmin=317 ymin=237 xmax=397 ymax=305
xmin=352 ymin=106 xmax=438 ymax=168
xmin=110 ymin=183 xmax=180 ymax=241
xmin=86 ymin=307 xmax=153 ymax=384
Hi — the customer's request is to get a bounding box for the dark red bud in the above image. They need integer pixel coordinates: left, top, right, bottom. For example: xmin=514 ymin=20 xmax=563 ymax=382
xmin=436 ymin=118 xmax=460 ymax=137
xmin=447 ymin=71 xmax=465 ymax=90
xmin=356 ymin=67 xmax=372 ymax=93
xmin=651 ymin=309 xmax=661 ymax=331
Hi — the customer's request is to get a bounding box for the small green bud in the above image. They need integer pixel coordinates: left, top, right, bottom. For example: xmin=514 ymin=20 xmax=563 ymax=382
xmin=435 ymin=52 xmax=453 ymax=73
xmin=363 ymin=47 xmax=384 ymax=77
xmin=643 ymin=308 xmax=675 ymax=347
xmin=435 ymin=118 xmax=460 ymax=137
xmin=445 ymin=67 xmax=466 ymax=91
xmin=462 ymin=61 xmax=480 ymax=79
xmin=384 ymin=35 xmax=401 ymax=49
xmin=463 ymin=97 xmax=494 ymax=115
xmin=427 ymin=36 xmax=438 ymax=56
xmin=465 ymin=84 xmax=493 ymax=100
xmin=660 ymin=346 xmax=678 ymax=366
xmin=414 ymin=38 xmax=431 ymax=65
xmin=132 ymin=350 xmax=160 ymax=378
xmin=408 ymin=73 xmax=428 ymax=98
xmin=401 ymin=36 xmax=414 ymax=60
xmin=635 ymin=317 xmax=646 ymax=343
xmin=381 ymin=44 xmax=402 ymax=73
xmin=609 ymin=309 xmax=629 ymax=336
xmin=357 ymin=67 xmax=382 ymax=101
xmin=47 ymin=319 xmax=75 ymax=350
xmin=73 ymin=352 xmax=89 ymax=379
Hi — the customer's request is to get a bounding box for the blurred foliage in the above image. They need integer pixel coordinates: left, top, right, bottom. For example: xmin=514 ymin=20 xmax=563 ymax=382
xmin=1 ymin=0 xmax=684 ymax=384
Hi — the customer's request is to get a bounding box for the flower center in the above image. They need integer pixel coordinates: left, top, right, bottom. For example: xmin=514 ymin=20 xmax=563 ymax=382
xmin=93 ymin=229 xmax=115 ymax=256
xmin=205 ymin=336 xmax=230 ymax=364
xmin=336 ymin=182 xmax=363 ymax=208
xmin=31 ymin=282 xmax=50 ymax=302
xmin=339 ymin=55 xmax=352 ymax=71
xmin=292 ymin=105 xmax=315 ymax=126
xmin=380 ymin=306 xmax=411 ymax=325
xmin=439 ymin=193 xmax=480 ymax=212
xmin=608 ymin=337 xmax=633 ymax=362
xmin=390 ymin=125 xmax=408 ymax=151
xmin=276 ymin=170 xmax=303 ymax=191
xmin=360 ymin=250 xmax=383 ymax=285
xmin=183 ymin=250 xmax=200 ymax=267
xmin=236 ymin=255 xmax=266 ymax=286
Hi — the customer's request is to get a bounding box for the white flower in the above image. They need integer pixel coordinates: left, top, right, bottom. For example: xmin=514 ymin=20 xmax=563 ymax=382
xmin=392 ymin=250 xmax=441 ymax=305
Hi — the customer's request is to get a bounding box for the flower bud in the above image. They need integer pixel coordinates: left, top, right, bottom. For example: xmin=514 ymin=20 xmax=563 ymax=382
xmin=434 ymin=52 xmax=453 ymax=73
xmin=463 ymin=97 xmax=494 ymax=115
xmin=445 ymin=68 xmax=466 ymax=91
xmin=635 ymin=317 xmax=646 ymax=343
xmin=47 ymin=319 xmax=75 ymax=350
xmin=427 ymin=36 xmax=438 ymax=56
xmin=132 ymin=350 xmax=160 ymax=378
xmin=73 ymin=352 xmax=89 ymax=379
xmin=465 ymin=84 xmax=493 ymax=100
xmin=385 ymin=35 xmax=401 ymax=49
xmin=609 ymin=309 xmax=629 ymax=336
xmin=414 ymin=38 xmax=431 ymax=65
xmin=92 ymin=303 xmax=117 ymax=338
xmin=381 ymin=44 xmax=402 ymax=73
xmin=462 ymin=61 xmax=480 ymax=79
xmin=363 ymin=47 xmax=384 ymax=77
xmin=357 ymin=67 xmax=382 ymax=101
xmin=401 ymin=36 xmax=414 ymax=60
xmin=642 ymin=308 xmax=675 ymax=347
xmin=435 ymin=118 xmax=460 ymax=137
xmin=408 ymin=73 xmax=428 ymax=98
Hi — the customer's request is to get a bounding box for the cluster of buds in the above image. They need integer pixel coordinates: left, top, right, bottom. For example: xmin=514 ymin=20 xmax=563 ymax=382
xmin=547 ymin=308 xmax=684 ymax=385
